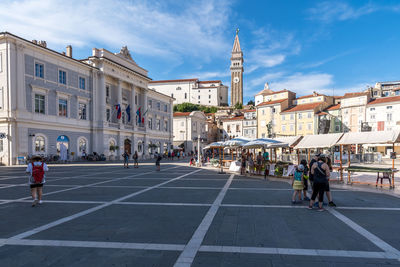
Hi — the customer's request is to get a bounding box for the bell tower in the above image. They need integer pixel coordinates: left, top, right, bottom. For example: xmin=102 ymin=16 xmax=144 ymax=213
xmin=230 ymin=29 xmax=244 ymax=106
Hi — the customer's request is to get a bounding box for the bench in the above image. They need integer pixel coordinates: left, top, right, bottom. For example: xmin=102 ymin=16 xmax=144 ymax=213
xmin=345 ymin=166 xmax=397 ymax=188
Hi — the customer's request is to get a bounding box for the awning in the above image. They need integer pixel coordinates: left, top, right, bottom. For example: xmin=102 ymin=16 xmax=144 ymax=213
xmin=271 ymin=136 xmax=303 ymax=148
xmin=222 ymin=137 xmax=251 ymax=147
xmin=336 ymin=130 xmax=400 ymax=145
xmin=294 ymin=133 xmax=344 ymax=149
xmin=203 ymin=141 xmax=224 ymax=150
xmin=243 ymin=138 xmax=285 ymax=149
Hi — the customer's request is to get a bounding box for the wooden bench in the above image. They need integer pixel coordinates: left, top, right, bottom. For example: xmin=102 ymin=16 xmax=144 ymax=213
xmin=345 ymin=166 xmax=397 ymax=189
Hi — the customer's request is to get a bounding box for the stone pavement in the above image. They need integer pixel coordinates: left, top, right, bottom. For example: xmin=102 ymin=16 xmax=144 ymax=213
xmin=0 ymin=161 xmax=400 ymax=266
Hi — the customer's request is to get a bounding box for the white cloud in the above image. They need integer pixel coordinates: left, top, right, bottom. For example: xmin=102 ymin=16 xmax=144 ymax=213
xmin=0 ymin=0 xmax=232 ymax=63
xmin=183 ymin=70 xmax=230 ymax=80
xmin=248 ymin=72 xmax=285 ymax=88
xmin=269 ymin=73 xmax=334 ymax=95
xmin=308 ymin=2 xmax=378 ymax=23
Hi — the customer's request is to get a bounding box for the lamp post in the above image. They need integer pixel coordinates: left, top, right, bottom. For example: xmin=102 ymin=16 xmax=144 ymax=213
xmin=197 ymin=134 xmax=201 ymax=167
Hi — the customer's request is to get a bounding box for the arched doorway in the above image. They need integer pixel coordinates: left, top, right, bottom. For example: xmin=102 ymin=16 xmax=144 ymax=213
xmin=124 ymin=139 xmax=132 ymax=155
xmin=57 ymin=135 xmax=69 ymax=161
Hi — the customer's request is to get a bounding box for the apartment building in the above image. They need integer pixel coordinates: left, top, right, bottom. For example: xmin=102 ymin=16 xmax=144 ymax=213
xmin=242 ymin=109 xmax=257 ymax=139
xmin=173 ymin=111 xmax=208 ymax=152
xmin=341 ymin=92 xmax=371 ymax=132
xmin=222 ymin=116 xmax=244 ymax=139
xmin=366 ymin=96 xmax=400 ymax=131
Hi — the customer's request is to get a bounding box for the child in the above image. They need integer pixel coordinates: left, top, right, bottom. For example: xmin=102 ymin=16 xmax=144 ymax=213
xmin=300 ymin=159 xmax=310 ymax=201
xmin=26 ymin=155 xmax=49 ymax=207
xmin=291 ymin=164 xmax=304 ymax=204
xmin=156 ymin=153 xmax=162 ymax=171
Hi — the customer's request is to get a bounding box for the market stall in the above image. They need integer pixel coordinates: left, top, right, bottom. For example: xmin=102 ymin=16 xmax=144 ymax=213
xmin=336 ymin=130 xmax=400 ymax=188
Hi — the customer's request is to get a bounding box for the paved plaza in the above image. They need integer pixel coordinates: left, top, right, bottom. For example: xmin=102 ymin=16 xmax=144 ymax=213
xmin=0 ymin=161 xmax=400 ymax=266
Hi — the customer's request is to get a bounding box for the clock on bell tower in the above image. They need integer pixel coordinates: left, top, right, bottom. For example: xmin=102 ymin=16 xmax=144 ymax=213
xmin=230 ymin=29 xmax=244 ymax=106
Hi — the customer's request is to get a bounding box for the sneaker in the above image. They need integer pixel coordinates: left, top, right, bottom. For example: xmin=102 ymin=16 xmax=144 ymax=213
xmin=313 ymin=202 xmax=319 ymax=207
xmin=303 ymin=197 xmax=310 ymax=201
xmin=307 ymin=206 xmax=313 ymax=210
xmin=317 ymin=208 xmax=325 ymax=212
xmin=31 ymin=199 xmax=38 ymax=207
xmin=38 ymin=200 xmax=43 ymax=204
xmin=291 ymin=200 xmax=296 ymax=204
xmin=328 ymin=201 xmax=337 ymax=207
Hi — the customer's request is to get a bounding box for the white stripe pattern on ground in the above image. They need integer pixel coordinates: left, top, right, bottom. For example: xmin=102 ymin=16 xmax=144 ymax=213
xmin=0 ymin=165 xmax=180 ymax=206
xmin=174 ymin=174 xmax=235 ymax=267
xmin=328 ymin=208 xmax=400 ymax=258
xmin=7 ymin=168 xmax=202 ymax=240
xmin=0 ymin=238 xmax=397 ymax=260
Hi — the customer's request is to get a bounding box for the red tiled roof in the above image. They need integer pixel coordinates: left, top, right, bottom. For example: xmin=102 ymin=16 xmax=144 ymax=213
xmin=243 ymin=109 xmax=256 ymax=112
xmin=326 ymin=104 xmax=341 ymax=110
xmin=296 ymin=93 xmax=325 ymax=100
xmin=198 ymin=80 xmax=221 ymax=84
xmin=317 ymin=112 xmax=328 ymax=116
xmin=342 ymin=92 xmax=369 ymax=99
xmin=367 ymin=96 xmax=400 ymax=105
xmin=256 ymin=89 xmax=291 ymax=96
xmin=281 ymin=102 xmax=323 ymax=113
xmin=334 ymin=96 xmax=343 ymax=99
xmin=173 ymin=112 xmax=191 ymax=117
xmin=149 ymin=78 xmax=198 ymax=84
xmin=256 ymin=99 xmax=287 ymax=107
xmin=222 ymin=116 xmax=244 ymax=121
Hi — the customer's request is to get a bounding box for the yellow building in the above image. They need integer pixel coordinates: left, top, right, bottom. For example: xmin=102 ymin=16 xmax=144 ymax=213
xmin=256 ymin=90 xmax=296 ymax=138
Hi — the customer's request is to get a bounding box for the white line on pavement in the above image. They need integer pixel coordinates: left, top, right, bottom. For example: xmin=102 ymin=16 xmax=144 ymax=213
xmin=198 ymin=245 xmax=398 ymax=260
xmin=328 ymin=208 xmax=400 ymax=258
xmin=6 ymin=168 xmax=203 ymax=241
xmin=174 ymin=174 xmax=235 ymax=267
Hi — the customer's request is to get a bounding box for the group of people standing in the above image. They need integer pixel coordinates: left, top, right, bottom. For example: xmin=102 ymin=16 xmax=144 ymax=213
xmin=240 ymin=150 xmax=269 ymax=176
xmin=291 ymin=153 xmax=336 ymax=212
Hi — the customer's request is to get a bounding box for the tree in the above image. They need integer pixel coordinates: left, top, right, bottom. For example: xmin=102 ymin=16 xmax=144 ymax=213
xmin=173 ymin=103 xmax=219 ymax=113
xmin=234 ymin=102 xmax=243 ymax=110
xmin=247 ymin=100 xmax=255 ymax=106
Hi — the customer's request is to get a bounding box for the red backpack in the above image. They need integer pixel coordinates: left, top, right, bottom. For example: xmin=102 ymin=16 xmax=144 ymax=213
xmin=32 ymin=162 xmax=45 ymax=183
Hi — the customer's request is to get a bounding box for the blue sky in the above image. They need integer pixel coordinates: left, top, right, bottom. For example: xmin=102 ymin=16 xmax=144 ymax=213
xmin=1 ymin=0 xmax=400 ymax=103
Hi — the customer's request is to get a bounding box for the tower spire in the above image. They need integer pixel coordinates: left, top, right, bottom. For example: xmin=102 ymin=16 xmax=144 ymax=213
xmin=232 ymin=29 xmax=241 ymax=53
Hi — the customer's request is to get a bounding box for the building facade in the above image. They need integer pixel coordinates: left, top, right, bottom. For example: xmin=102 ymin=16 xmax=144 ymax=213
xmin=0 ymin=32 xmax=173 ymax=165
xmin=148 ymin=79 xmax=228 ymax=106
xmin=366 ymin=96 xmax=400 ymax=132
xmin=222 ymin=116 xmax=244 ymax=139
xmin=230 ymin=31 xmax=243 ymax=106
xmin=341 ymin=92 xmax=371 ymax=132
xmin=242 ymin=109 xmax=257 ymax=139
xmin=172 ymin=111 xmax=207 ymax=153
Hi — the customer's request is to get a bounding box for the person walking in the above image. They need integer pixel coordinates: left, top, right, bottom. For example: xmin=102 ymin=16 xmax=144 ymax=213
xmin=308 ymin=155 xmax=330 ymax=211
xmin=248 ymin=153 xmax=255 ymax=176
xmin=133 ymin=151 xmax=139 ymax=168
xmin=26 ymin=155 xmax=49 ymax=207
xmin=123 ymin=150 xmax=130 ymax=168
xmin=156 ymin=153 xmax=162 ymax=171
xmin=325 ymin=157 xmax=337 ymax=207
xmin=292 ymin=164 xmax=304 ymax=204
xmin=300 ymin=159 xmax=310 ymax=201
xmin=256 ymin=152 xmax=263 ymax=175
xmin=240 ymin=151 xmax=247 ymax=175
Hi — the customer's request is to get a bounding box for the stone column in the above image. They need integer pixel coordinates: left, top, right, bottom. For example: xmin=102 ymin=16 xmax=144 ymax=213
xmin=116 ymin=79 xmax=122 ymax=159
xmin=143 ymin=89 xmax=148 ymax=130
xmin=93 ymin=71 xmax=106 ymax=154
xmin=131 ymin=84 xmax=136 ymax=128
xmin=16 ymin=43 xmax=26 ymax=112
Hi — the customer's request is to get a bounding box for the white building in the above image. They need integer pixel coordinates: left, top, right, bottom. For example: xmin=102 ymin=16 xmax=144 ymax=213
xmin=222 ymin=115 xmax=244 ymax=139
xmin=366 ymin=96 xmax=400 ymax=131
xmin=148 ymin=79 xmax=228 ymax=106
xmin=341 ymin=92 xmax=371 ymax=132
xmin=0 ymin=32 xmax=173 ymax=165
xmin=242 ymin=110 xmax=257 ymax=139
xmin=173 ymin=111 xmax=207 ymax=153
xmin=370 ymin=81 xmax=400 ymax=98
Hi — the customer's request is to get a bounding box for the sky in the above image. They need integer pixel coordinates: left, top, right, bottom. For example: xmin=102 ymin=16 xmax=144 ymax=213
xmin=1 ymin=0 xmax=400 ymax=104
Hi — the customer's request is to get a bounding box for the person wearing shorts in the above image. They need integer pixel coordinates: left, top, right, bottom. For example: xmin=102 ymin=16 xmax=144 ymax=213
xmin=308 ymin=155 xmax=330 ymax=212
xmin=26 ymin=155 xmax=49 ymax=207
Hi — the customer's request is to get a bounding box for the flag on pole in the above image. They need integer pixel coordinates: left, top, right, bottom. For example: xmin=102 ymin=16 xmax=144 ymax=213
xmin=126 ymin=105 xmax=131 ymax=122
xmin=115 ymin=104 xmax=121 ymax=119
xmin=136 ymin=107 xmax=141 ymax=124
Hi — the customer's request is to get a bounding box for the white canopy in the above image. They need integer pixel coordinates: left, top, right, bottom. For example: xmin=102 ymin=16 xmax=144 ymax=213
xmin=295 ymin=133 xmax=343 ymax=149
xmin=243 ymin=138 xmax=285 ymax=149
xmin=336 ymin=130 xmax=400 ymax=145
xmin=223 ymin=137 xmax=251 ymax=147
xmin=270 ymin=136 xmax=302 ymax=148
xmin=203 ymin=141 xmax=224 ymax=150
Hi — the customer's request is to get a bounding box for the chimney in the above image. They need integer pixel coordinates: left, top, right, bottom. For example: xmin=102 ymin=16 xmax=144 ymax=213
xmin=32 ymin=40 xmax=37 ymax=44
xmin=66 ymin=45 xmax=72 ymax=58
xmin=38 ymin=41 xmax=47 ymax=48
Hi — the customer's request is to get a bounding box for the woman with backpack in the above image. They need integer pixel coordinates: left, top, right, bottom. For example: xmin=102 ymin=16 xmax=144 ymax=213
xmin=300 ymin=159 xmax=310 ymax=201
xmin=26 ymin=155 xmax=49 ymax=207
xmin=122 ymin=150 xmax=130 ymax=168
xmin=308 ymin=155 xmax=330 ymax=212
